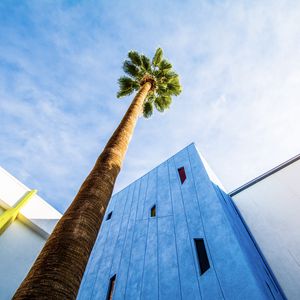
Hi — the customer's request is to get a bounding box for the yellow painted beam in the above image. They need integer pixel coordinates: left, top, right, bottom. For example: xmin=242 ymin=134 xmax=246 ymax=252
xmin=0 ymin=189 xmax=37 ymax=234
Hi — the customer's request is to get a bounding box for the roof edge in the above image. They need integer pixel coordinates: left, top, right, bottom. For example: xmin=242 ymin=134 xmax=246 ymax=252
xmin=229 ymin=153 xmax=300 ymax=197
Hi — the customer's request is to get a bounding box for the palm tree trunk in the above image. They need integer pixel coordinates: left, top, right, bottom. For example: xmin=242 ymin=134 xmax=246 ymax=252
xmin=13 ymin=82 xmax=152 ymax=300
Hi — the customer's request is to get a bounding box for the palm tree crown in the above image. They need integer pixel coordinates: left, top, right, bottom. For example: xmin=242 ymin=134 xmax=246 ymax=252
xmin=117 ymin=48 xmax=182 ymax=118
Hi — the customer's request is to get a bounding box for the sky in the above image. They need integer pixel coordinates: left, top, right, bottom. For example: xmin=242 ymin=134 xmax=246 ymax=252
xmin=1 ymin=0 xmax=300 ymax=213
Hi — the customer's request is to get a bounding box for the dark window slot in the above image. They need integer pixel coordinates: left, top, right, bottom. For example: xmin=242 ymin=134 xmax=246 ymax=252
xmin=178 ymin=167 xmax=186 ymax=184
xmin=151 ymin=205 xmax=156 ymax=217
xmin=106 ymin=274 xmax=116 ymax=300
xmin=106 ymin=211 xmax=113 ymax=221
xmin=194 ymin=238 xmax=210 ymax=275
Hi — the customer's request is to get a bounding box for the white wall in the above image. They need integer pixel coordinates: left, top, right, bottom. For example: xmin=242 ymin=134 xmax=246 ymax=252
xmin=0 ymin=166 xmax=62 ymax=299
xmin=0 ymin=166 xmax=61 ymax=236
xmin=232 ymin=159 xmax=300 ymax=300
xmin=0 ymin=207 xmax=46 ymax=299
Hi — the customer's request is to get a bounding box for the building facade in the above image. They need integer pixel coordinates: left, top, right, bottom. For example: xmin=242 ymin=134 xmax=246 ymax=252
xmin=2 ymin=143 xmax=298 ymax=299
xmin=77 ymin=144 xmax=285 ymax=300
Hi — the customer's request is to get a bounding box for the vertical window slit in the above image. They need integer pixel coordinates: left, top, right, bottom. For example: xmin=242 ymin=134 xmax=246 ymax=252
xmin=106 ymin=211 xmax=113 ymax=221
xmin=194 ymin=238 xmax=210 ymax=275
xmin=106 ymin=274 xmax=116 ymax=300
xmin=150 ymin=205 xmax=156 ymax=217
xmin=178 ymin=167 xmax=186 ymax=184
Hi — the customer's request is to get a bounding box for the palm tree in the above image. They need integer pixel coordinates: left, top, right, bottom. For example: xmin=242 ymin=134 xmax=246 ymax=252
xmin=13 ymin=48 xmax=182 ymax=299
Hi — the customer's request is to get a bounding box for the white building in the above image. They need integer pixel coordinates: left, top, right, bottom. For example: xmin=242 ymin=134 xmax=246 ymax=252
xmin=0 ymin=166 xmax=62 ymax=299
xmin=231 ymin=154 xmax=300 ymax=300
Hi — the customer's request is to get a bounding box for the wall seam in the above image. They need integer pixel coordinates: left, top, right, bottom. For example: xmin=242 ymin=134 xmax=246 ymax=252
xmin=113 ymin=182 xmax=137 ymax=297
xmin=187 ymin=146 xmax=226 ymax=300
xmin=156 ymin=167 xmax=160 ymax=300
xmin=90 ymin=190 xmax=128 ymax=299
xmin=139 ymin=211 xmax=150 ymax=299
xmin=124 ymin=177 xmax=143 ymax=299
xmin=107 ymin=182 xmax=132 ymax=278
xmin=172 ymin=156 xmax=202 ymax=300
xmin=88 ymin=192 xmax=120 ymax=299
xmin=167 ymin=160 xmax=183 ymax=300
xmin=140 ymin=173 xmax=148 ymax=221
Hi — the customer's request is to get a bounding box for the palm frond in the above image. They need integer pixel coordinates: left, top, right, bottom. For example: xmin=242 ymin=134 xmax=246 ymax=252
xmin=167 ymin=76 xmax=182 ymax=96
xmin=123 ymin=60 xmax=140 ymax=78
xmin=118 ymin=76 xmax=138 ymax=88
xmin=117 ymin=88 xmax=134 ymax=98
xmin=162 ymin=95 xmax=172 ymax=107
xmin=159 ymin=59 xmax=172 ymax=71
xmin=147 ymin=93 xmax=155 ymax=103
xmin=153 ymin=69 xmax=164 ymax=80
xmin=163 ymin=71 xmax=178 ymax=80
xmin=154 ymin=95 xmax=172 ymax=112
xmin=156 ymin=85 xmax=168 ymax=96
xmin=154 ymin=97 xmax=164 ymax=112
xmin=117 ymin=76 xmax=139 ymax=98
xmin=143 ymin=101 xmax=153 ymax=118
xmin=141 ymin=55 xmax=151 ymax=72
xmin=128 ymin=51 xmax=142 ymax=66
xmin=152 ymin=48 xmax=163 ymax=67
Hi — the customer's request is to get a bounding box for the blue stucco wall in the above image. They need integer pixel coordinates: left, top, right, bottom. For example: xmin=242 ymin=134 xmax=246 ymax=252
xmin=78 ymin=144 xmax=285 ymax=300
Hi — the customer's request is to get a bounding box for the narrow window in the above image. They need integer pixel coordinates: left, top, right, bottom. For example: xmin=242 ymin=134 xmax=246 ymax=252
xmin=194 ymin=238 xmax=210 ymax=275
xmin=106 ymin=274 xmax=116 ymax=300
xmin=178 ymin=167 xmax=186 ymax=184
xmin=150 ymin=205 xmax=156 ymax=217
xmin=106 ymin=211 xmax=113 ymax=221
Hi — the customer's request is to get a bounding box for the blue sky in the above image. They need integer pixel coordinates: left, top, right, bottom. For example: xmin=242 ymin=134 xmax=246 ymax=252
xmin=1 ymin=1 xmax=300 ymax=212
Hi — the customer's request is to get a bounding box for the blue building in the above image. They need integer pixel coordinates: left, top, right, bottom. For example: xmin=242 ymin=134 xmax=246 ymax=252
xmin=77 ymin=144 xmax=285 ymax=300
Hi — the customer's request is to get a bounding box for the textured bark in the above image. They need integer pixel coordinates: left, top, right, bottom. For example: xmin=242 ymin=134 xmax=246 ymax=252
xmin=13 ymin=82 xmax=152 ymax=300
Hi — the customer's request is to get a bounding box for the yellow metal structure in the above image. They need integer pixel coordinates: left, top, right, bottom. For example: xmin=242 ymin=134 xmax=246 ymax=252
xmin=0 ymin=189 xmax=37 ymax=234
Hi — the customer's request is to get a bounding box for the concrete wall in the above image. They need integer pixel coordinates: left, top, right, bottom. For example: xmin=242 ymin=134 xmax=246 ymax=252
xmin=78 ymin=144 xmax=283 ymax=300
xmin=232 ymin=158 xmax=300 ymax=300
